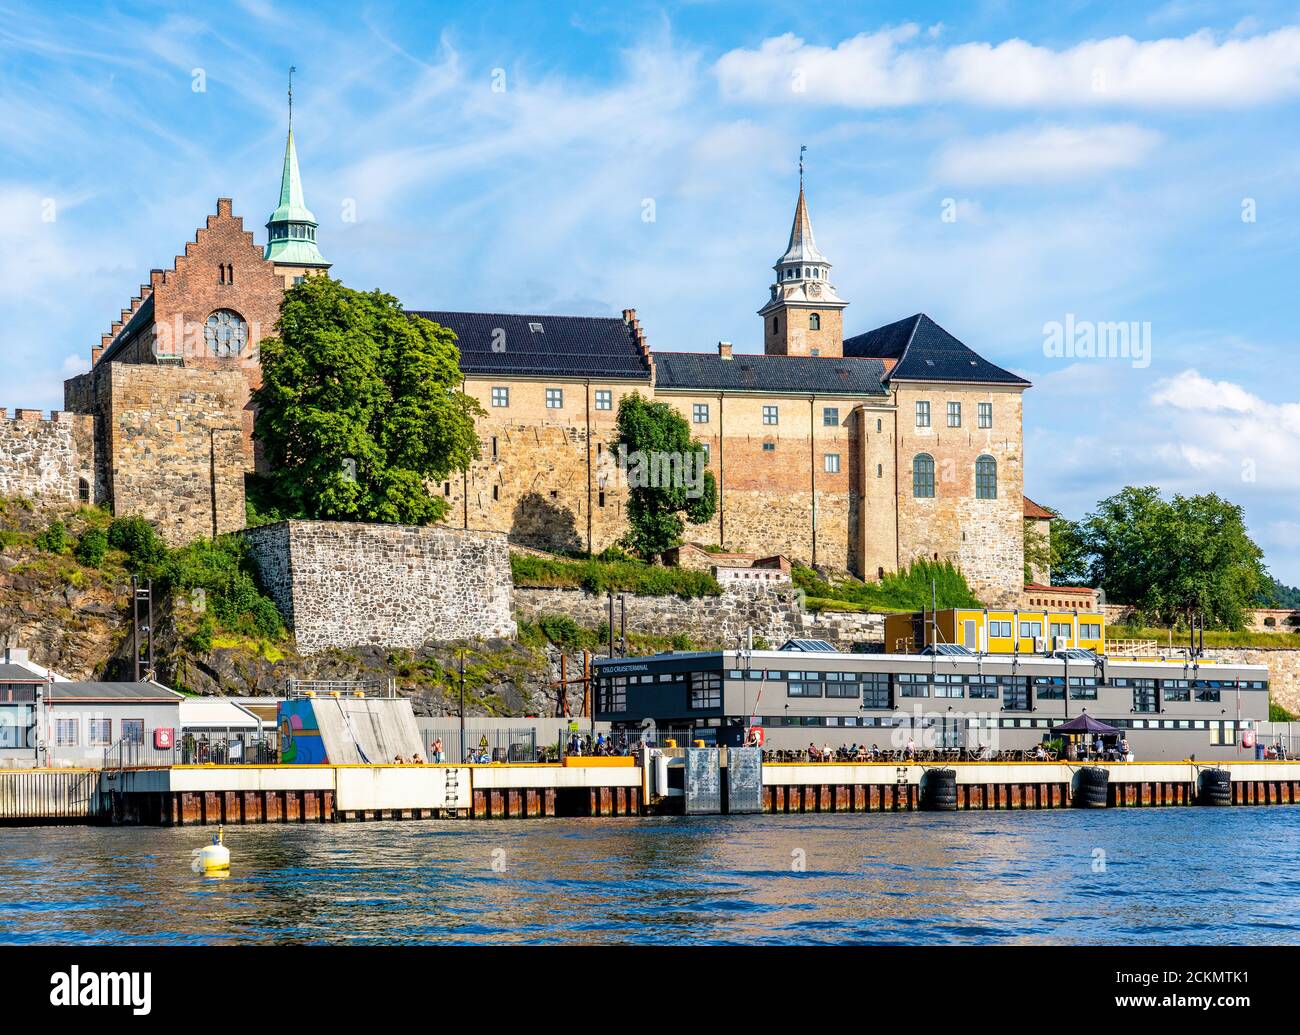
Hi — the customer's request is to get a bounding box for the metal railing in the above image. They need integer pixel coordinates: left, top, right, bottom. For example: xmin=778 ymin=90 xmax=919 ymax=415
xmin=423 ymin=729 xmax=538 ymax=764
xmin=287 ymin=678 xmax=396 ymax=699
xmin=103 ymin=731 xmax=279 ymax=769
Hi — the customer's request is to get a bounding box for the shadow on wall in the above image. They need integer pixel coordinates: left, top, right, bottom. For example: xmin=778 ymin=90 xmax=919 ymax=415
xmin=511 ymin=491 xmax=583 ymax=554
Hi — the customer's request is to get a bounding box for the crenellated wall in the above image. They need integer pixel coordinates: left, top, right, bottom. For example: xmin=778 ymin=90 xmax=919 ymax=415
xmin=0 ymin=409 xmax=97 ymax=507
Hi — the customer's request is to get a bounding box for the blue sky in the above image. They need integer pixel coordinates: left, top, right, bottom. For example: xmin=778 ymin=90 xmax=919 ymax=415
xmin=2 ymin=1 xmax=1299 ymax=583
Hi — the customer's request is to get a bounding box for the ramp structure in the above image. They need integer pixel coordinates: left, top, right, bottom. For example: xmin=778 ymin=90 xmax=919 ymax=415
xmin=280 ymin=696 xmax=423 ymax=764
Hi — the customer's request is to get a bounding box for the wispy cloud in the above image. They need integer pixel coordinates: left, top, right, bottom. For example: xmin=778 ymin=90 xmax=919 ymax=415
xmin=935 ymin=124 xmax=1162 ymax=184
xmin=716 ymin=26 xmax=1300 ymax=108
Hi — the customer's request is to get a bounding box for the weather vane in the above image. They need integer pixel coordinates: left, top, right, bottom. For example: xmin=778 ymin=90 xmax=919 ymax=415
xmin=799 ymin=144 xmax=807 ymax=187
xmin=288 ymin=66 xmax=296 ymax=129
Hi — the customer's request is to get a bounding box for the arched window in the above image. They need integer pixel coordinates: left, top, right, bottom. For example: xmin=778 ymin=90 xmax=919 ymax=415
xmin=204 ymin=309 xmax=248 ymax=358
xmin=975 ymin=455 xmax=997 ymax=499
xmin=809 ymin=312 xmax=821 ymax=330
xmin=912 ymin=453 xmax=935 ymax=498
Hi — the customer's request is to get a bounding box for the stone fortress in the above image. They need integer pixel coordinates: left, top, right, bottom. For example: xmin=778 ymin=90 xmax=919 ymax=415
xmin=0 ymin=113 xmax=1036 ymax=607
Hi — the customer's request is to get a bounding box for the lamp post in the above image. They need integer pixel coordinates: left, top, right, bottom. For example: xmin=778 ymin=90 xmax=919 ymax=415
xmin=458 ymin=649 xmax=466 ymax=762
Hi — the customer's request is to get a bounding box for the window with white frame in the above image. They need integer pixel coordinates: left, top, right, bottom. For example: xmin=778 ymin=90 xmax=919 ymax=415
xmin=915 ymin=401 xmax=930 ymax=428
xmin=692 ymin=403 xmax=709 ymax=423
xmin=55 ymin=718 xmax=79 ymax=747
xmin=490 ymin=387 xmax=509 ymax=408
xmin=824 ymin=453 xmax=840 ymax=474
xmin=594 ymin=390 xmax=612 ymax=411
xmin=762 ymin=405 xmax=778 ymax=425
xmin=947 ymin=401 xmax=961 ymax=427
xmin=87 ymin=718 xmax=111 ymax=747
xmin=546 ymin=388 xmax=563 ymax=409
xmin=978 ymin=402 xmax=992 ymax=428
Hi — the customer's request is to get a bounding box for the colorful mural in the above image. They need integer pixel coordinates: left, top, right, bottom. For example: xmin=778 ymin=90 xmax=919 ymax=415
xmin=278 ymin=699 xmax=327 ymax=764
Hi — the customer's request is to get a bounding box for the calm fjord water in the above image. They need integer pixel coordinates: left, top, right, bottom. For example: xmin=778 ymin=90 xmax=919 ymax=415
xmin=1 ymin=808 xmax=1297 ymax=945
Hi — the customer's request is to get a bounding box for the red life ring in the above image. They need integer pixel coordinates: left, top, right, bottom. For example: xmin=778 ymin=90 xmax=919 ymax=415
xmin=747 ymin=727 xmax=765 ymax=747
xmin=1242 ymin=730 xmax=1256 ymax=748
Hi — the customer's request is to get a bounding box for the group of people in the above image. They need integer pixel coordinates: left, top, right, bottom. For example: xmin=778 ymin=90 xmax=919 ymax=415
xmin=1060 ymin=736 xmax=1132 ymax=762
xmin=389 ymin=753 xmax=426 ymax=764
xmin=566 ymin=731 xmax=637 ymax=757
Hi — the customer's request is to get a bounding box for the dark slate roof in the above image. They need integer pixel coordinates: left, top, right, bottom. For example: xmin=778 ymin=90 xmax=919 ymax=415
xmin=46 ymin=681 xmax=183 ymax=703
xmin=843 ymin=313 xmax=1030 ymax=386
xmin=0 ymin=664 xmax=43 ymax=681
xmin=654 ymin=352 xmax=887 ymax=395
xmin=407 ymin=311 xmax=652 ymax=380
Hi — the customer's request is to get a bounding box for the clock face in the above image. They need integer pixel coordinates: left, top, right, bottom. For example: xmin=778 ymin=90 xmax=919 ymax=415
xmin=807 ymin=282 xmax=822 ymax=298
xmin=205 ymin=309 xmax=248 ymax=357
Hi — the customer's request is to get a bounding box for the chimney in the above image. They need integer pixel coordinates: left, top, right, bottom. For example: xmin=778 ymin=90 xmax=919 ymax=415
xmin=718 ymin=341 xmax=733 ymax=360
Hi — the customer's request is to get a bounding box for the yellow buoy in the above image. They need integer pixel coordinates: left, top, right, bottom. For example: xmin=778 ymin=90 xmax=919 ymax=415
xmin=198 ymin=825 xmax=230 ymax=873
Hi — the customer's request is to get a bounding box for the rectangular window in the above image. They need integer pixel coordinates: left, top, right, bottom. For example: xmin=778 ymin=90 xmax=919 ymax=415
xmin=594 ymin=390 xmax=612 ymax=411
xmin=688 ymin=672 xmax=722 ymax=710
xmin=822 ymin=407 xmax=839 ymax=426
xmin=1069 ymin=677 xmax=1098 ymax=700
xmin=1133 ymin=680 xmax=1158 ymax=713
xmin=762 ymin=442 xmax=775 ymax=452
xmin=915 ymin=401 xmax=930 ymax=428
xmin=968 ymin=676 xmax=999 ymax=700
xmin=895 ymin=674 xmax=930 ymax=698
xmin=825 ymin=679 xmax=857 ymax=699
xmin=860 ymin=674 xmax=891 ymax=710
xmin=55 ymin=717 xmax=79 ymax=747
xmin=490 ymin=387 xmax=509 ymax=408
xmin=121 ymin=719 xmax=144 ymax=744
xmin=762 ymin=405 xmax=779 ymax=425
xmin=946 ymin=401 xmax=961 ymax=427
xmin=1019 ymin=621 xmax=1042 ymax=638
xmin=1035 ymin=677 xmax=1065 ymax=700
xmin=824 ymin=453 xmax=840 ymax=474
xmin=545 ymin=388 xmax=563 ymax=409
xmin=1079 ymin=622 xmax=1101 ymax=639
xmin=599 ymin=676 xmax=627 ymax=713
xmin=978 ymin=402 xmax=992 ymax=428
xmin=787 ymin=681 xmax=822 ymax=698
xmin=1163 ymin=680 xmax=1191 ymax=703
xmin=692 ymin=403 xmax=709 ymax=423
xmin=87 ymin=718 xmax=111 ymax=747
xmin=1003 ymin=677 xmax=1030 ymax=711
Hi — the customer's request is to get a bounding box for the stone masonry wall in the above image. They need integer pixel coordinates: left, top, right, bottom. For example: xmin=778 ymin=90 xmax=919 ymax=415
xmin=1203 ymin=648 xmax=1300 ymax=715
xmin=513 ymin=585 xmax=884 ymax=650
xmin=243 ymin=520 xmax=516 ymax=654
xmin=0 ymin=409 xmax=96 ymax=507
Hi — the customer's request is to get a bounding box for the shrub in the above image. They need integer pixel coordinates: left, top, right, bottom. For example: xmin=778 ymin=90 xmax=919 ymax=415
xmin=107 ymin=516 xmax=166 ymax=571
xmin=187 ymin=615 xmax=215 ymax=655
xmin=510 ymin=553 xmax=720 ymax=598
xmin=74 ymin=526 xmax=108 ymax=567
xmin=793 ymin=558 xmax=982 ymax=612
xmin=537 ymin=613 xmax=584 ymax=648
xmin=157 ymin=536 xmax=284 ymax=640
xmin=34 ymin=520 xmax=69 ymax=554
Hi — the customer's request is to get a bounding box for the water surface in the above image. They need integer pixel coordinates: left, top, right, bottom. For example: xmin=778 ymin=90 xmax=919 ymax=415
xmin=1 ymin=809 xmax=1297 ymax=945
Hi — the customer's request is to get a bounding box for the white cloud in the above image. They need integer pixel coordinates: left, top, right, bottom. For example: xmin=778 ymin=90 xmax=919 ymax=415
xmin=935 ymin=124 xmax=1161 ymax=184
xmin=715 ymin=26 xmax=1300 ymax=109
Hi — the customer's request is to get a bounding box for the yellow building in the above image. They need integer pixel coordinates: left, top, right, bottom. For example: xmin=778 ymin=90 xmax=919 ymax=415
xmin=885 ymin=608 xmax=1106 ymax=655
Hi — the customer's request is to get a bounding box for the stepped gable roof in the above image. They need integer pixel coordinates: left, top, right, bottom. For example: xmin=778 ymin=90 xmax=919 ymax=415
xmin=653 ymin=351 xmax=887 ymax=395
xmin=843 ymin=313 xmax=1030 ymax=386
xmin=408 ymin=311 xmax=653 ymax=380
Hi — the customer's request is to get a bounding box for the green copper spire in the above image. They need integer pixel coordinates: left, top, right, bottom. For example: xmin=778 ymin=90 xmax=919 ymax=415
xmin=265 ymin=68 xmax=329 ymax=268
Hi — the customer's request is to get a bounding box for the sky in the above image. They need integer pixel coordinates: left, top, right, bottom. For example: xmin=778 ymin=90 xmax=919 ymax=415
xmin=2 ymin=0 xmax=1299 ymax=584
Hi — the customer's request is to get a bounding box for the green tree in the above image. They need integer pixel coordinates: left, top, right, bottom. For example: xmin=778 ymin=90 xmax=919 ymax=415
xmin=1048 ymin=512 xmax=1092 ymax=586
xmin=1081 ymin=486 xmax=1265 ymax=629
xmin=253 ymin=277 xmax=483 ymax=525
xmin=613 ymin=393 xmax=717 ymax=561
xmin=1023 ymin=518 xmax=1050 ymax=583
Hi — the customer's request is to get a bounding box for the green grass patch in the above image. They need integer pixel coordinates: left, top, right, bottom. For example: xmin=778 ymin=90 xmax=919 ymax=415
xmin=794 ymin=558 xmax=982 ymax=613
xmin=1114 ymin=625 xmax=1300 ymax=649
xmin=511 ymin=553 xmax=721 ymax=598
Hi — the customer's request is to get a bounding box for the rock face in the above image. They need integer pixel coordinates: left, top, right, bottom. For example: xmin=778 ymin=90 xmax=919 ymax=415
xmin=242 ymin=520 xmax=517 ymax=654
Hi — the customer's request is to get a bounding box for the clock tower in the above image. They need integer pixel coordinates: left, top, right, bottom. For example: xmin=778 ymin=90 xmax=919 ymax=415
xmin=758 ymin=175 xmax=847 ymax=357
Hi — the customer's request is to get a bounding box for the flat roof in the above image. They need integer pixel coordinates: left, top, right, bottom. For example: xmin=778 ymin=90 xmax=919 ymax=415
xmin=179 ymin=698 xmax=260 ymax=729
xmin=46 ymin=680 xmax=184 ymax=703
xmin=0 ymin=664 xmax=45 ymax=681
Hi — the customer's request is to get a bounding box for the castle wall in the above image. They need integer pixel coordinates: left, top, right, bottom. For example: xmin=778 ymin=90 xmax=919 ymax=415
xmin=446 ymin=377 xmax=649 ymax=554
xmin=894 ymin=383 xmax=1025 ymax=606
xmin=98 ymin=364 xmax=247 ymax=545
xmin=655 ymin=389 xmax=876 ymax=573
xmin=0 ymin=409 xmax=97 ymax=507
xmin=513 ymin=585 xmax=886 ymax=650
xmin=243 ymin=520 xmax=516 ymax=654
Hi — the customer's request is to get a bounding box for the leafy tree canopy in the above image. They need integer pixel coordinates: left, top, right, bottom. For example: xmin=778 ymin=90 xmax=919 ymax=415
xmin=613 ymin=393 xmax=717 ymax=561
xmin=253 ymin=277 xmax=483 ymax=525
xmin=1069 ymin=486 xmax=1266 ymax=629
